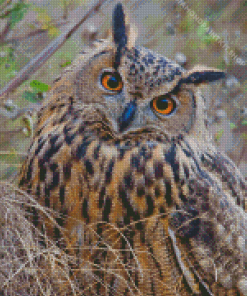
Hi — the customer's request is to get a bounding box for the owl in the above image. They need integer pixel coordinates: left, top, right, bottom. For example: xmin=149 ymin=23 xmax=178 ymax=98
xmin=19 ymin=3 xmax=246 ymax=296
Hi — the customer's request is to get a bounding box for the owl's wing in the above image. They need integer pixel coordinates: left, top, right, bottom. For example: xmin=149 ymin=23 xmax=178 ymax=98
xmin=168 ymin=143 xmax=246 ymax=295
xmin=201 ymin=147 xmax=246 ymax=212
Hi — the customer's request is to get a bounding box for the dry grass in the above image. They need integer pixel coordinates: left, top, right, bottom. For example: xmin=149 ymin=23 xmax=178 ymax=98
xmin=0 ymin=181 xmax=90 ymax=296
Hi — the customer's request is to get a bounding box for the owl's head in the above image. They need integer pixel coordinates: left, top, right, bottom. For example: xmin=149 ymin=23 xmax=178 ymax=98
xmin=68 ymin=3 xmax=225 ymax=142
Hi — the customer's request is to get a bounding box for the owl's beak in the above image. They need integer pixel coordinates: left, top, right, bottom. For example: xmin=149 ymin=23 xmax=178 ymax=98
xmin=118 ymin=99 xmax=137 ymax=132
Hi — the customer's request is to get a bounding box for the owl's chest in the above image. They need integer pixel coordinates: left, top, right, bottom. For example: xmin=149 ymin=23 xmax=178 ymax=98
xmin=57 ymin=136 xmax=185 ymax=226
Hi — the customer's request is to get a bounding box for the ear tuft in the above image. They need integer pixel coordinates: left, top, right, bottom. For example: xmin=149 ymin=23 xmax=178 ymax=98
xmin=112 ymin=3 xmax=127 ymax=69
xmin=113 ymin=3 xmax=127 ymax=47
xmin=180 ymin=66 xmax=225 ymax=85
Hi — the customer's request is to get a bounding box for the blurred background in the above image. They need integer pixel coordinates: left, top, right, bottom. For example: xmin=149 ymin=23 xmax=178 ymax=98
xmin=0 ymin=0 xmax=246 ymax=180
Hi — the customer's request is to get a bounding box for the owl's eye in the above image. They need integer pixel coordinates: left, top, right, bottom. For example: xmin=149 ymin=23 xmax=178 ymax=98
xmin=101 ymin=72 xmax=123 ymax=92
xmin=151 ymin=95 xmax=177 ymax=115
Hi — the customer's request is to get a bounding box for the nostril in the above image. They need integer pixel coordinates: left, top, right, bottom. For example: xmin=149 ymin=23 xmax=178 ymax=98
xmin=118 ymin=99 xmax=137 ymax=132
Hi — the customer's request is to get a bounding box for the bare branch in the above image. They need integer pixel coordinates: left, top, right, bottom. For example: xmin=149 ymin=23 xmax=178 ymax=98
xmin=0 ymin=0 xmax=107 ymax=99
xmin=0 ymin=20 xmax=11 ymax=44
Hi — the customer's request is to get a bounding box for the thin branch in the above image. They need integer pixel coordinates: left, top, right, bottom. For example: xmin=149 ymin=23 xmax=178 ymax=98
xmin=5 ymin=21 xmax=69 ymax=44
xmin=0 ymin=20 xmax=11 ymax=44
xmin=0 ymin=0 xmax=107 ymax=99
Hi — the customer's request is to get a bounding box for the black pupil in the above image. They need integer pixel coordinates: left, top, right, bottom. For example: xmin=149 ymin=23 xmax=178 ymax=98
xmin=107 ymin=75 xmax=119 ymax=88
xmin=156 ymin=97 xmax=170 ymax=110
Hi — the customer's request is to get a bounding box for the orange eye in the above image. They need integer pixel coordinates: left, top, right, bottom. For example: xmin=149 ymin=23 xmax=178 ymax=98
xmin=101 ymin=72 xmax=123 ymax=91
xmin=151 ymin=95 xmax=176 ymax=115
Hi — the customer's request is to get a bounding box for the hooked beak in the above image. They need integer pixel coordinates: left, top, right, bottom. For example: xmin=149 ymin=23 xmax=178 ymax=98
xmin=118 ymin=99 xmax=137 ymax=132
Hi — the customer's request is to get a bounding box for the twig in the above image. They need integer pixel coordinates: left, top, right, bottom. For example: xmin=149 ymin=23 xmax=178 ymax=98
xmin=0 ymin=20 xmax=11 ymax=44
xmin=5 ymin=21 xmax=69 ymax=44
xmin=0 ymin=0 xmax=107 ymax=99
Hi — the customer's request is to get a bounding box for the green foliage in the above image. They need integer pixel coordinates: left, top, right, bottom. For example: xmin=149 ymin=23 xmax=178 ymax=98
xmin=206 ymin=11 xmax=222 ymax=22
xmin=0 ymin=45 xmax=18 ymax=83
xmin=187 ymin=22 xmax=218 ymax=52
xmin=241 ymin=133 xmax=247 ymax=140
xmin=215 ymin=129 xmax=224 ymax=142
xmin=178 ymin=15 xmax=196 ymax=33
xmin=57 ymin=48 xmax=77 ymax=67
xmin=196 ymin=23 xmax=216 ymax=45
xmin=183 ymin=21 xmax=216 ymax=53
xmin=0 ymin=2 xmax=30 ymax=84
xmin=22 ymin=91 xmax=38 ymax=103
xmin=0 ymin=2 xmax=29 ymax=29
xmin=9 ymin=2 xmax=29 ymax=29
xmin=22 ymin=80 xmax=50 ymax=103
xmin=230 ymin=122 xmax=237 ymax=129
xmin=60 ymin=60 xmax=71 ymax=67
xmin=30 ymin=80 xmax=50 ymax=92
xmin=31 ymin=4 xmax=60 ymax=37
xmin=216 ymin=60 xmax=226 ymax=70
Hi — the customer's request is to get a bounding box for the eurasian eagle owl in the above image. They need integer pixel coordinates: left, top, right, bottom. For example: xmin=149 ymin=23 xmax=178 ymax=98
xmin=19 ymin=3 xmax=246 ymax=296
